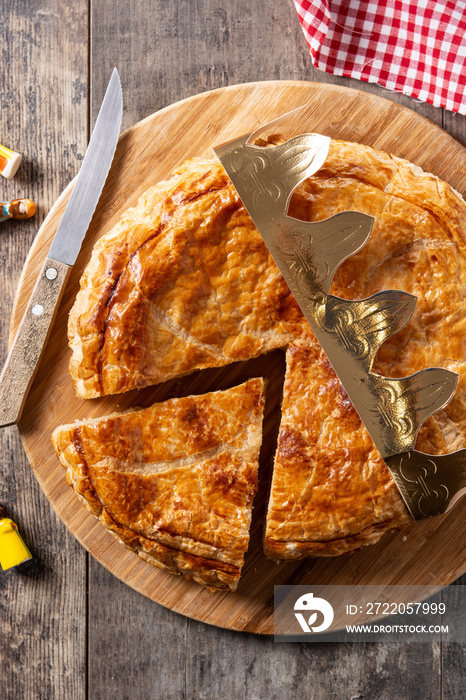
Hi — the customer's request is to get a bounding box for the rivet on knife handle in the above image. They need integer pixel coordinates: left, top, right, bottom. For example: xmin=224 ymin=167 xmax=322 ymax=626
xmin=0 ymin=258 xmax=70 ymax=427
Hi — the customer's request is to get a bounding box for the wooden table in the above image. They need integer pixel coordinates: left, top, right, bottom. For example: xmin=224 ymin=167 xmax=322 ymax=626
xmin=1 ymin=2 xmax=464 ymax=698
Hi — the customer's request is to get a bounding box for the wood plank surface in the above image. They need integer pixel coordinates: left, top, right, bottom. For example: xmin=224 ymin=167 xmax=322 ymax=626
xmin=0 ymin=0 xmax=464 ymax=698
xmin=0 ymin=2 xmax=88 ymax=700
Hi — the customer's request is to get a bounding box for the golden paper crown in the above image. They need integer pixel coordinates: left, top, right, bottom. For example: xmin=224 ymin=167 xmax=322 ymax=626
xmin=215 ymin=122 xmax=466 ymax=520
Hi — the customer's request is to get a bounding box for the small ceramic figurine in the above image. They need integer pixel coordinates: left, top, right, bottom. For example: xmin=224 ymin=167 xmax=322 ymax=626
xmin=0 ymin=143 xmax=22 ymax=179
xmin=0 ymin=506 xmax=32 ymax=570
xmin=1 ymin=198 xmax=36 ymax=223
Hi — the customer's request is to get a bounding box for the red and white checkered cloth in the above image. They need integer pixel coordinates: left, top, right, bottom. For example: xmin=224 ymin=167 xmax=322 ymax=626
xmin=294 ymin=0 xmax=466 ymax=114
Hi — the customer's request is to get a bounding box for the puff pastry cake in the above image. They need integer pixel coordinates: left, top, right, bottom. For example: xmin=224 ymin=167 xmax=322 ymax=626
xmin=65 ymin=137 xmax=466 ymax=565
xmin=52 ymin=378 xmax=266 ymax=591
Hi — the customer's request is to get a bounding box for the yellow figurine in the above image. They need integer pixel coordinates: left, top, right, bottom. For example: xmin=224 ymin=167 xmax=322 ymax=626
xmin=0 ymin=506 xmax=32 ymax=570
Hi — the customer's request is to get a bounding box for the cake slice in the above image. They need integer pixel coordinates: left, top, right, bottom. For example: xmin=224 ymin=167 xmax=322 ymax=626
xmin=52 ymin=378 xmax=266 ymax=591
xmin=263 ymin=336 xmax=449 ymax=560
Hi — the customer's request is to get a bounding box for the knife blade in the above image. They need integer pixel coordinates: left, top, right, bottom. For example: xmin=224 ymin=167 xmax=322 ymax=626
xmin=0 ymin=68 xmax=123 ymax=428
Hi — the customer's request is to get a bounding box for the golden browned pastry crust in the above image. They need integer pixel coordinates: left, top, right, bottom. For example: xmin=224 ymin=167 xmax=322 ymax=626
xmin=263 ymin=338 xmax=446 ymax=560
xmin=68 ymin=159 xmax=303 ymax=399
xmin=68 ymin=137 xmax=466 ymax=562
xmin=264 ymin=140 xmax=466 ymax=560
xmin=52 ymin=378 xmax=266 ymax=591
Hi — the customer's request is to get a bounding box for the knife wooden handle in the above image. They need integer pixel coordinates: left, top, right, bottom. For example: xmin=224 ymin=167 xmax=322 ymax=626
xmin=0 ymin=257 xmax=71 ymax=427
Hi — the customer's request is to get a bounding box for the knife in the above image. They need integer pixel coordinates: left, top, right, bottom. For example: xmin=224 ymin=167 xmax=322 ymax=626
xmin=0 ymin=68 xmax=122 ymax=428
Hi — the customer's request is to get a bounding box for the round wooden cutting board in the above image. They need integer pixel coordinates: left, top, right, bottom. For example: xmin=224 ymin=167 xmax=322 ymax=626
xmin=11 ymin=81 xmax=466 ymax=634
